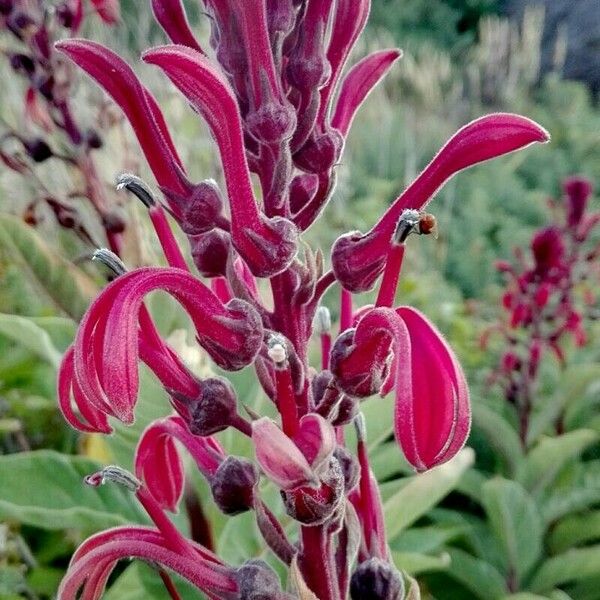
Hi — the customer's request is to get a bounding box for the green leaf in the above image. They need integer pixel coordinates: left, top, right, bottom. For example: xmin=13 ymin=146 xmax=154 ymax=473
xmin=0 ymin=450 xmax=147 ymax=531
xmin=392 ymin=551 xmax=450 ymax=575
xmin=548 ymin=510 xmax=600 ymax=553
xmin=542 ymin=460 xmax=600 ymax=523
xmin=482 ymin=478 xmax=543 ymax=585
xmin=390 ymin=525 xmax=466 ymax=554
xmin=500 ymin=595 xmax=551 ymax=600
xmin=383 ymin=448 xmax=474 ymax=541
xmin=529 ymin=546 xmax=600 ymax=593
xmin=0 ymin=214 xmax=98 ymax=320
xmin=443 ymin=548 xmax=507 ymax=600
xmin=472 ymin=403 xmax=523 ymax=476
xmin=0 ymin=313 xmax=62 ymax=368
xmin=516 ymin=430 xmax=598 ymax=496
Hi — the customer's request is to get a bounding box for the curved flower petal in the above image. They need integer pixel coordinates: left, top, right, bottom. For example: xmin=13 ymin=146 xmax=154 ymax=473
xmin=55 ymin=40 xmax=188 ymax=216
xmin=151 ymin=0 xmax=204 ymax=54
xmin=393 ymin=306 xmax=471 ymax=472
xmin=332 ymin=113 xmax=550 ymax=292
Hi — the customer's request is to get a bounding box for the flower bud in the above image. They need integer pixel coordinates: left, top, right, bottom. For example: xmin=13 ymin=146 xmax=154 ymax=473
xmin=350 ymin=558 xmax=405 ymax=600
xmin=331 ymin=394 xmax=359 ymax=426
xmin=190 ymin=229 xmax=230 ymax=277
xmin=294 ymin=128 xmax=344 ymax=174
xmin=330 ymin=309 xmax=396 ymax=398
xmin=85 ymin=128 xmax=103 ymax=149
xmin=281 ymin=456 xmax=344 ymax=525
xmin=179 ymin=180 xmax=223 ymax=235
xmin=0 ymin=0 xmax=13 ymax=16
xmin=171 ymin=376 xmax=238 ymax=436
xmin=246 ymin=101 xmax=297 ymax=144
xmin=211 ymin=456 xmax=259 ymax=515
xmin=9 ymin=53 xmax=35 ymax=75
xmin=24 ymin=138 xmax=52 ymax=162
xmin=102 ymin=208 xmax=127 ymax=234
xmin=236 ymin=559 xmax=287 ymax=600
xmin=334 ymin=446 xmax=360 ymax=492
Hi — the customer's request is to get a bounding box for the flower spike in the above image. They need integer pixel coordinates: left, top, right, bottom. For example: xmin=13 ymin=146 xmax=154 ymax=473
xmin=332 ymin=113 xmax=550 ymax=292
xmin=143 ymin=45 xmax=299 ymax=277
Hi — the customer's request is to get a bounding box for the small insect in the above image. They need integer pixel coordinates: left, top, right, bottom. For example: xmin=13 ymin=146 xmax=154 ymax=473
xmin=418 ymin=212 xmax=438 ymax=237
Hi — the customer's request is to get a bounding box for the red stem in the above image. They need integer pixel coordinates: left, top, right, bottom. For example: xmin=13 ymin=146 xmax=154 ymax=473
xmin=321 ymin=332 xmax=331 ymax=370
xmin=158 ymin=569 xmax=182 ymax=600
xmin=357 ymin=437 xmax=375 ymax=553
xmin=300 ymin=525 xmax=337 ymax=600
xmin=149 ymin=206 xmax=189 ymax=270
xmin=340 ymin=287 xmax=353 ymax=332
xmin=274 ymin=365 xmax=299 ymax=438
xmin=375 ymin=243 xmax=405 ymax=308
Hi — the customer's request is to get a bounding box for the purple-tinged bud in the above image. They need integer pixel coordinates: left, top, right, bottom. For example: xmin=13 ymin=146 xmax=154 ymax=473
xmin=531 ymin=227 xmax=565 ymax=273
xmin=170 ymin=376 xmax=237 ymax=437
xmin=564 ymin=176 xmax=593 ymax=228
xmin=252 ymin=417 xmax=317 ymax=490
xmin=334 ymin=446 xmax=360 ymax=492
xmin=312 ymin=369 xmax=335 ymax=406
xmin=236 ymin=559 xmax=289 ymax=600
xmin=190 ymin=229 xmax=230 ymax=278
xmin=179 ymin=180 xmax=223 ymax=235
xmin=102 ymin=208 xmax=127 ymax=234
xmin=294 ymin=128 xmax=344 ymax=174
xmin=331 ymin=394 xmax=359 ymax=426
xmin=266 ymin=0 xmax=295 ymax=38
xmin=9 ymin=53 xmax=35 ymax=76
xmin=35 ymin=73 xmax=55 ymax=101
xmin=289 ymin=173 xmax=319 ymax=214
xmin=0 ymin=0 xmax=13 ymax=16
xmin=331 ymin=309 xmax=397 ymax=398
xmin=350 ymin=558 xmax=405 ymax=600
xmin=281 ymin=456 xmax=344 ymax=525
xmin=210 ymin=456 xmax=259 ymax=515
xmin=23 ymin=138 xmax=52 ymax=162
xmin=56 ymin=2 xmax=76 ymax=28
xmin=246 ymin=101 xmax=297 ymax=144
xmin=85 ymin=128 xmax=103 ymax=149
xmin=6 ymin=11 xmax=35 ymax=38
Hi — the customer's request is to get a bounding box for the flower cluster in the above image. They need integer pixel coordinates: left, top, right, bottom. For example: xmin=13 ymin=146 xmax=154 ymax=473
xmin=0 ymin=0 xmax=125 ymax=252
xmin=486 ymin=176 xmax=598 ymax=444
xmin=55 ymin=1 xmax=548 ymax=598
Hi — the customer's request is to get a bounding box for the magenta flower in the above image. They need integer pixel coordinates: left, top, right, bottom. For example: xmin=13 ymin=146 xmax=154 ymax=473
xmin=53 ymin=1 xmax=550 ymax=598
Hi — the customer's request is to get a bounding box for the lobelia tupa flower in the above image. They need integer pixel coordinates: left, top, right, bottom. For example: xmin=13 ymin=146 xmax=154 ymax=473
xmin=484 ymin=176 xmax=598 ymax=445
xmin=0 ymin=0 xmax=128 ymax=253
xmin=54 ymin=1 xmax=549 ymax=598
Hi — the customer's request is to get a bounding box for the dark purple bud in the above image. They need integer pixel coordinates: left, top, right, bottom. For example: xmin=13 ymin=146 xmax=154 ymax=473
xmin=6 ymin=11 xmax=34 ymax=37
xmin=333 ymin=446 xmax=360 ymax=492
xmin=0 ymin=0 xmax=13 ymax=16
xmin=24 ymin=138 xmax=52 ymax=162
xmin=171 ymin=376 xmax=238 ymax=436
xmin=190 ymin=229 xmax=230 ymax=278
xmin=180 ymin=180 xmax=223 ymax=235
xmin=312 ymin=369 xmax=335 ymax=406
xmin=236 ymin=559 xmax=288 ymax=600
xmin=211 ymin=456 xmax=259 ymax=515
xmin=289 ymin=173 xmax=319 ymax=214
xmin=9 ymin=53 xmax=35 ymax=76
xmin=331 ymin=394 xmax=359 ymax=426
xmin=56 ymin=2 xmax=75 ymax=28
xmin=85 ymin=128 xmax=103 ymax=149
xmin=102 ymin=208 xmax=127 ymax=234
xmin=350 ymin=558 xmax=405 ymax=600
xmin=294 ymin=128 xmax=343 ymax=173
xmin=35 ymin=73 xmax=55 ymax=101
xmin=281 ymin=456 xmax=344 ymax=525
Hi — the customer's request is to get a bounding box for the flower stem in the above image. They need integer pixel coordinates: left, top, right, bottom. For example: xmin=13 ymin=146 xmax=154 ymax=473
xmin=148 ymin=205 xmax=189 ymax=270
xmin=300 ymin=525 xmax=338 ymax=600
xmin=340 ymin=287 xmax=353 ymax=332
xmin=274 ymin=364 xmax=299 ymax=438
xmin=375 ymin=242 xmax=405 ymax=308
